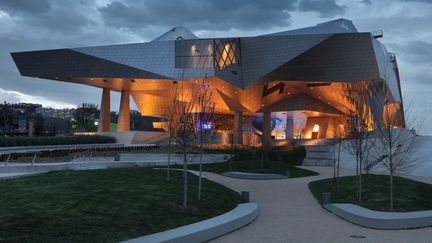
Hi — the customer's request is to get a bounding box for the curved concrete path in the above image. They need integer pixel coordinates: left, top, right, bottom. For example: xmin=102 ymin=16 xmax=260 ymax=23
xmin=206 ymin=167 xmax=432 ymax=243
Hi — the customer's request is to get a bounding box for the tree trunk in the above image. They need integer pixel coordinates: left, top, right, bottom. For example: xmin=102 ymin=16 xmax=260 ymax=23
xmin=333 ymin=145 xmax=336 ymax=183
xmin=261 ymin=149 xmax=264 ymax=170
xmin=167 ymin=144 xmax=171 ymax=182
xmin=252 ymin=147 xmax=256 ymax=161
xmin=167 ymin=130 xmax=174 ymax=182
xmin=390 ymin=171 xmax=394 ymax=211
xmin=359 ymin=153 xmax=362 ymax=202
xmin=182 ymin=151 xmax=188 ymax=208
xmin=355 ymin=154 xmax=359 ymax=201
xmin=198 ymin=152 xmax=203 ymax=200
xmin=358 ymin=170 xmax=362 ymax=201
xmin=337 ymin=143 xmax=341 ymax=185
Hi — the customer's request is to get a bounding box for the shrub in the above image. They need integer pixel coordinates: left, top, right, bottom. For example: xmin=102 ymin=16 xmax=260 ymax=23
xmin=231 ymin=147 xmax=306 ymax=165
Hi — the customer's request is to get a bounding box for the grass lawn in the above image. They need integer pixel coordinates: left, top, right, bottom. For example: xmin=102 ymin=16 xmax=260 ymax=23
xmin=182 ymin=160 xmax=319 ymax=178
xmin=309 ymin=174 xmax=432 ymax=212
xmin=0 ymin=167 xmax=240 ymax=243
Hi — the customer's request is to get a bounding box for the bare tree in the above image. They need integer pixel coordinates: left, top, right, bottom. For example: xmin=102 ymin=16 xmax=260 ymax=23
xmin=342 ymin=80 xmax=381 ymax=201
xmin=328 ymin=123 xmax=345 ymax=185
xmin=374 ymin=103 xmax=422 ymax=211
xmin=171 ymin=80 xmax=198 ymax=208
xmin=196 ymin=79 xmax=216 ymax=200
xmin=260 ymin=143 xmax=265 ymax=170
xmin=163 ymin=81 xmax=180 ymax=182
xmin=344 ymin=113 xmax=374 ymax=202
xmin=362 ymin=142 xmax=384 ymax=174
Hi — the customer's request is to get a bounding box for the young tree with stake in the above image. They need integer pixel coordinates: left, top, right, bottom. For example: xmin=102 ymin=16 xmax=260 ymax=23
xmin=374 ymin=102 xmax=421 ymax=211
xmin=163 ymin=80 xmax=180 ymax=182
xmin=343 ymin=81 xmax=379 ymax=202
xmin=328 ymin=123 xmax=345 ymax=185
xmin=196 ymin=79 xmax=216 ymax=200
xmin=344 ymin=113 xmax=374 ymax=201
xmin=171 ymin=80 xmax=198 ymax=208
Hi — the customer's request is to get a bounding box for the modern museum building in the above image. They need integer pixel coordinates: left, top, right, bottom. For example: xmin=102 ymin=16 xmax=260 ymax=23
xmin=11 ymin=18 xmax=404 ymax=146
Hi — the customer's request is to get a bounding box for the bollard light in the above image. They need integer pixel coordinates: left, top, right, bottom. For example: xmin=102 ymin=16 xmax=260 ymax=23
xmin=241 ymin=191 xmax=250 ymax=203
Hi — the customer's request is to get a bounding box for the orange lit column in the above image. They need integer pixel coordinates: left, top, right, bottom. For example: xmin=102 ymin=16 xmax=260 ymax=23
xmin=262 ymin=112 xmax=271 ymax=148
xmin=233 ymin=111 xmax=243 ymax=144
xmin=117 ymin=90 xmax=130 ymax=132
xmin=98 ymin=88 xmax=111 ymax=132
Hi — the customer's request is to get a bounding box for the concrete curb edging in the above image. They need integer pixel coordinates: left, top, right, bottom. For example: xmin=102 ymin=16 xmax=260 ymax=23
xmin=324 ymin=203 xmax=432 ymax=229
xmin=221 ymin=171 xmax=288 ymax=180
xmin=122 ymin=203 xmax=258 ymax=243
xmin=0 ymin=162 xmax=162 ymax=173
xmin=0 ymin=172 xmax=45 ymax=180
xmin=0 ymin=159 xmax=224 ymax=174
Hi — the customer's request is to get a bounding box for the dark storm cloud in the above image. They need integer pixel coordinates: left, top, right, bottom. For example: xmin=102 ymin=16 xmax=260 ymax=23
xmin=0 ymin=0 xmax=94 ymax=34
xmin=359 ymin=0 xmax=372 ymax=4
xmin=98 ymin=0 xmax=295 ymax=31
xmin=98 ymin=0 xmax=346 ymax=31
xmin=0 ymin=0 xmax=112 ymax=108
xmin=398 ymin=41 xmax=432 ymax=63
xmin=388 ymin=40 xmax=432 ymax=84
xmin=0 ymin=0 xmax=51 ymax=15
xmin=358 ymin=0 xmax=432 ymax=4
xmin=298 ymin=0 xmax=346 ymax=18
xmin=402 ymin=0 xmax=432 ymax=3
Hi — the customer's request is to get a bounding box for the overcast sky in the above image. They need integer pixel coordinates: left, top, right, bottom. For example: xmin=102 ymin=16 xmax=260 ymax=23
xmin=0 ymin=0 xmax=431 ymax=134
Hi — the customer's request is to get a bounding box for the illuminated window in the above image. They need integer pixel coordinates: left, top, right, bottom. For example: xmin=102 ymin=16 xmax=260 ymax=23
xmin=312 ymin=124 xmax=320 ymax=139
xmin=191 ymin=45 xmax=197 ymax=55
xmin=214 ymin=38 xmax=241 ymax=69
xmin=275 ymin=133 xmax=286 ymax=140
xmin=175 ymin=40 xmax=213 ymax=68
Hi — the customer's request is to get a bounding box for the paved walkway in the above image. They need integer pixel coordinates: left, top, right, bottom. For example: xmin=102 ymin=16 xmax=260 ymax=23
xmin=206 ymin=167 xmax=432 ymax=243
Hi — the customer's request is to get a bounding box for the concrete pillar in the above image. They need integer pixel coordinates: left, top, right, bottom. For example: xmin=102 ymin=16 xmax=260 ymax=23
xmin=262 ymin=112 xmax=271 ymax=148
xmin=98 ymin=88 xmax=111 ymax=132
xmin=286 ymin=114 xmax=293 ymax=140
xmin=233 ymin=111 xmax=243 ymax=144
xmin=117 ymin=90 xmax=130 ymax=132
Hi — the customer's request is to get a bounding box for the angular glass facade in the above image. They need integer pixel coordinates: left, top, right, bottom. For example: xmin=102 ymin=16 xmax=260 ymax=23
xmin=10 ymin=18 xmax=405 ymax=143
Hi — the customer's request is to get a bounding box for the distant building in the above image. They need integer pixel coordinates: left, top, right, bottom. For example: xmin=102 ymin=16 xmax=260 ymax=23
xmin=0 ymin=102 xmax=41 ymax=135
xmin=36 ymin=107 xmax=76 ymax=120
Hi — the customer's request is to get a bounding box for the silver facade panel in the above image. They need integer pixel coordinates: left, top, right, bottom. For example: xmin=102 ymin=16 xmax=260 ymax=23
xmin=240 ymin=34 xmax=332 ymax=87
xmin=258 ymin=33 xmax=380 ymax=83
xmin=10 ymin=49 xmax=168 ymax=79
xmin=372 ymin=38 xmax=401 ymax=102
xmin=262 ymin=18 xmax=357 ymax=37
xmin=73 ymin=41 xmax=178 ymax=79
